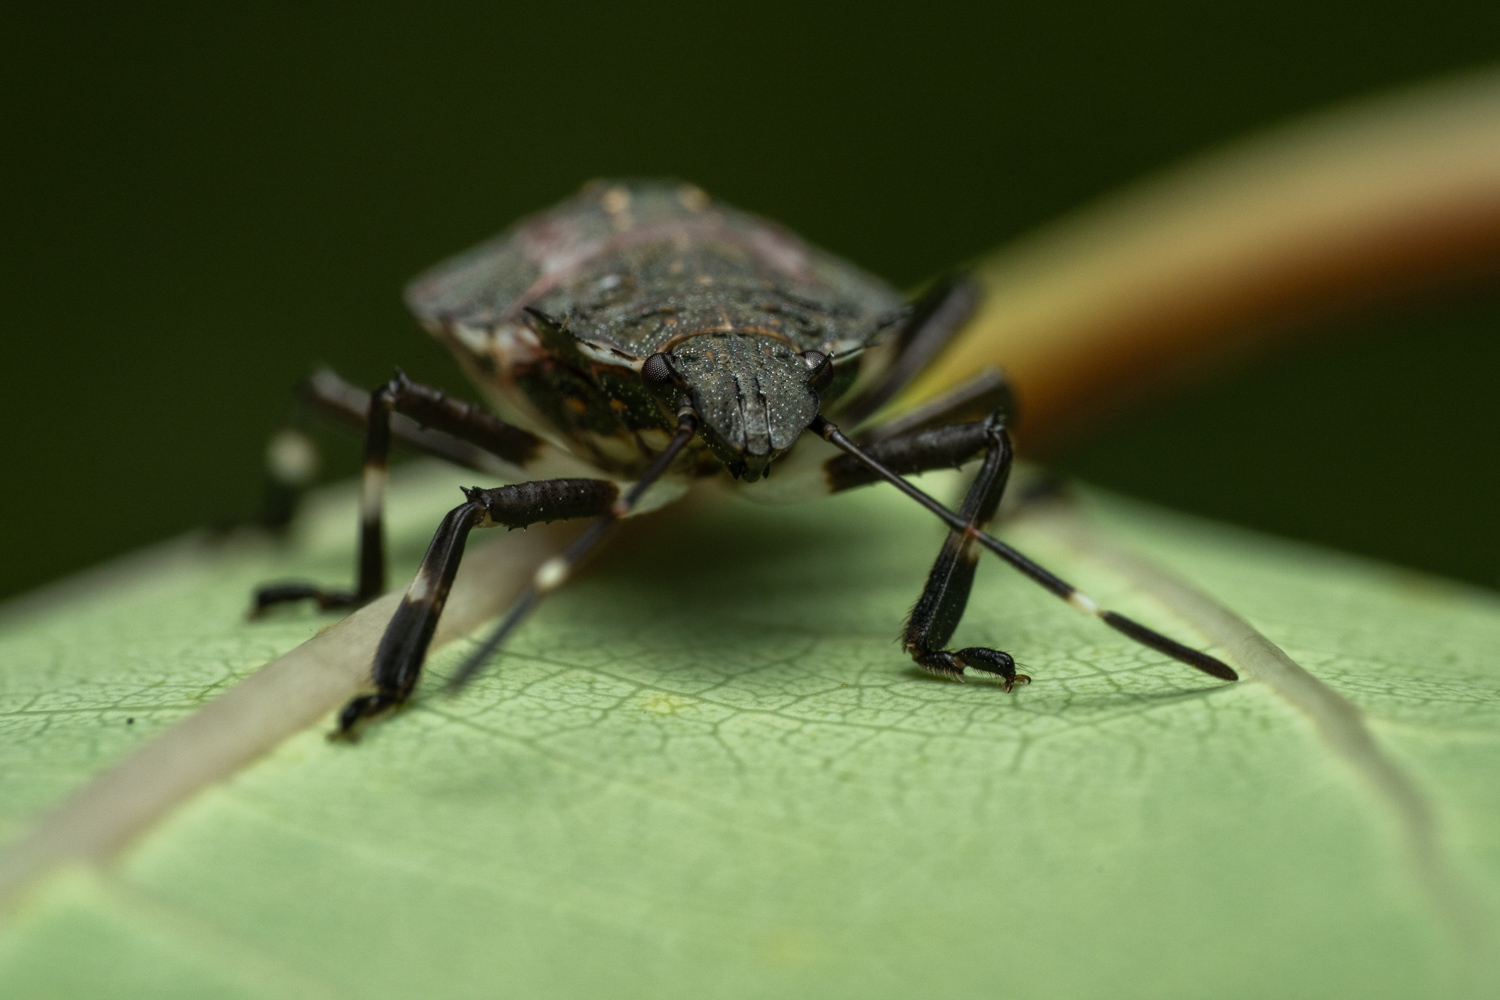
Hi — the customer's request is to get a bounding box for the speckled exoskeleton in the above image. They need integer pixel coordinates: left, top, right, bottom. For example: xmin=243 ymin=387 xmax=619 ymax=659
xmin=252 ymin=179 xmax=1235 ymax=734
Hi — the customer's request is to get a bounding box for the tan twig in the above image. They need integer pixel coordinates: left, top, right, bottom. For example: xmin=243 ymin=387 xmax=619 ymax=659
xmin=904 ymin=68 xmax=1500 ymax=448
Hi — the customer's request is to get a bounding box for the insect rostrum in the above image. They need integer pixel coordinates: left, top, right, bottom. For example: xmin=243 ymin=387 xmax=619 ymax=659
xmin=253 ymin=179 xmax=1236 ymax=736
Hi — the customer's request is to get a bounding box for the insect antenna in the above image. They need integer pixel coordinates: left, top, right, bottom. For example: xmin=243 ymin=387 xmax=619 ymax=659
xmin=444 ymin=410 xmax=700 ymax=693
xmin=809 ymin=415 xmax=1237 ymax=682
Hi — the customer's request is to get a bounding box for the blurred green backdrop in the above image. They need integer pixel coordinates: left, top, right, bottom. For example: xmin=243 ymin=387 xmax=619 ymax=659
xmin=3 ymin=1 xmax=1498 ymax=600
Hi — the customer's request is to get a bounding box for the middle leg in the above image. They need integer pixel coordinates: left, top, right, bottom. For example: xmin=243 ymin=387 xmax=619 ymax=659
xmin=253 ymin=370 xmax=550 ymax=616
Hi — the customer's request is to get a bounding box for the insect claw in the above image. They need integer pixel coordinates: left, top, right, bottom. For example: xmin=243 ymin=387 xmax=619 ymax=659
xmin=331 ymin=691 xmax=403 ymax=741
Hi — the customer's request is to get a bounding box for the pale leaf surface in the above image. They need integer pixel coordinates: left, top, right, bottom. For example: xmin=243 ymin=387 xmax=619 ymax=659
xmin=0 ymin=464 xmax=1497 ymax=998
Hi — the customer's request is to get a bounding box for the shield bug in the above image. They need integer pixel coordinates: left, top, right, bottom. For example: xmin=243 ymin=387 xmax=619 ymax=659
xmin=253 ymin=179 xmax=1236 ymax=735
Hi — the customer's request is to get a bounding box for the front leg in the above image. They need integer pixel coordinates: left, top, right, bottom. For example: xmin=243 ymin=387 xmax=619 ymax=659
xmin=900 ymin=415 xmax=1028 ymax=690
xmin=341 ymin=411 xmax=700 ymax=735
xmin=338 ymin=478 xmax=621 ymax=730
xmin=811 ymin=414 xmax=1239 ymax=685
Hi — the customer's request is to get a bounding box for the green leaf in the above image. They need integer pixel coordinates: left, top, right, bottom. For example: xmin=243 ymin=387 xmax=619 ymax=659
xmin=1 ymin=462 xmax=1497 ymax=998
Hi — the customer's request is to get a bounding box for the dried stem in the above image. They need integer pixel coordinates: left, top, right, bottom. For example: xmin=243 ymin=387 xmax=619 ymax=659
xmin=904 ymin=69 xmax=1500 ymax=448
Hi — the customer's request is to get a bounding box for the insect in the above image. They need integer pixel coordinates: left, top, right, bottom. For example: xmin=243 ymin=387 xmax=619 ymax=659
xmin=253 ymin=179 xmax=1236 ymax=735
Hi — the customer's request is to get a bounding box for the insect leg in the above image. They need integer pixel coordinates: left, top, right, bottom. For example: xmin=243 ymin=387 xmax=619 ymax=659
xmin=810 ymin=415 xmax=1238 ymax=684
xmin=250 ymin=369 xmax=520 ymax=537
xmin=337 ymin=412 xmax=699 ymax=734
xmin=736 ymin=411 xmax=998 ymax=506
xmin=823 ymin=416 xmax=994 ymax=494
xmin=901 ymin=415 xmax=1027 ymax=689
xmin=253 ymin=370 xmax=557 ymax=616
xmin=837 ymin=274 xmax=983 ymax=426
xmin=435 ymin=412 xmax=701 ymax=702
xmin=298 ymin=368 xmax=527 ymax=476
xmin=856 ymin=369 xmax=1013 ymax=444
xmin=255 ymin=425 xmax=322 ymax=535
xmin=335 ymin=477 xmax=624 ymax=732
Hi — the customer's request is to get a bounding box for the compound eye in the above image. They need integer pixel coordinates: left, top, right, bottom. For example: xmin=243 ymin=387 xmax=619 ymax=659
xmin=641 ymin=352 xmax=676 ymax=393
xmin=801 ymin=350 xmax=834 ymax=393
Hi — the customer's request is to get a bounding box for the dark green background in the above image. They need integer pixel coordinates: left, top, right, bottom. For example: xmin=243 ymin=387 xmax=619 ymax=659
xmin=4 ymin=2 xmax=1499 ymax=600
